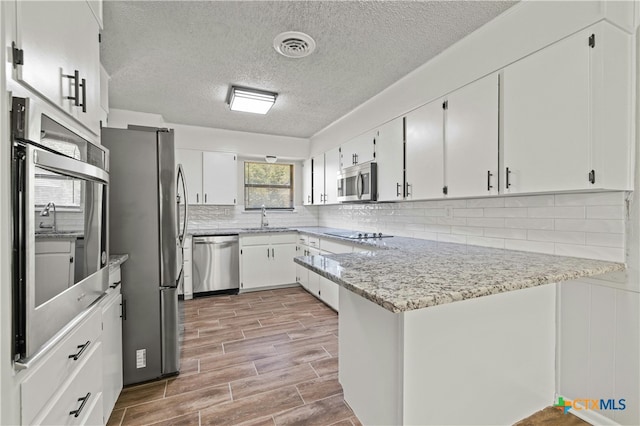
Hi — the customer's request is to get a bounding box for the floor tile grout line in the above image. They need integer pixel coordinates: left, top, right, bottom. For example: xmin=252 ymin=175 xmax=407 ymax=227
xmin=118 ymin=407 xmax=126 ymax=426
xmin=308 ymin=362 xmax=321 ymax=378
xmin=228 ymin=382 xmax=234 ymax=402
xmin=294 ymin=386 xmax=307 ymax=405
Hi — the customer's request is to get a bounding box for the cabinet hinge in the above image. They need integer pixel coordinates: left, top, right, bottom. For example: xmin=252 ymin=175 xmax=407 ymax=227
xmin=98 ymin=33 xmax=102 ymax=43
xmin=373 ymin=138 xmax=376 ymax=145
xmin=241 ymin=283 xmax=243 ymax=288
xmin=240 ymin=249 xmax=243 ymax=255
xmin=373 ymin=152 xmax=376 ymax=158
xmin=442 ymin=100 xmax=448 ymax=110
xmin=588 ymin=169 xmax=596 ymax=184
xmin=442 ymin=186 xmax=448 ymax=195
xmin=234 ymin=198 xmax=236 ymax=204
xmin=11 ymin=42 xmax=23 ymax=68
xmin=588 ymin=34 xmax=595 ymax=48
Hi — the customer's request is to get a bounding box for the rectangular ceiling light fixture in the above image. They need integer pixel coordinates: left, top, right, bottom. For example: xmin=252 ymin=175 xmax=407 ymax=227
xmin=229 ymin=86 xmax=277 ymax=114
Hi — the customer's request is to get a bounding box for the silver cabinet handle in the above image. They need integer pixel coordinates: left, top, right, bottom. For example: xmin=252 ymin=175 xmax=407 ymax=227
xmin=506 ymin=167 xmax=511 ymax=189
xmin=406 ymin=182 xmax=411 ymax=196
xmin=205 ymin=193 xmax=207 ymax=203
xmin=68 ymin=341 xmax=90 ymax=361
xmin=64 ymin=70 xmax=80 ymax=106
xmin=79 ymin=78 xmax=87 ymax=113
xmin=69 ymin=392 xmax=91 ymax=418
xmin=267 ymin=248 xmax=270 ymax=258
xmin=272 ymin=248 xmax=275 ymax=258
xmin=487 ymin=170 xmax=494 ymax=191
xmin=196 ymin=193 xmax=199 ymax=203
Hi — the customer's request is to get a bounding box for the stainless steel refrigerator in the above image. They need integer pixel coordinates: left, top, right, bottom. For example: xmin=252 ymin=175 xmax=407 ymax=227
xmin=102 ymin=126 xmax=188 ymax=385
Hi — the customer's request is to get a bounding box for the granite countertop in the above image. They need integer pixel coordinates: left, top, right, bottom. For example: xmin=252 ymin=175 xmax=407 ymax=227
xmin=108 ymin=254 xmax=129 ymax=273
xmin=293 ymin=237 xmax=625 ymax=313
xmin=35 ymin=231 xmax=84 ymax=239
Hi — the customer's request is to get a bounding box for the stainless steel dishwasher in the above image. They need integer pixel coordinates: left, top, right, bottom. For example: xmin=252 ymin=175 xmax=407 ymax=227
xmin=192 ymin=235 xmax=239 ymax=295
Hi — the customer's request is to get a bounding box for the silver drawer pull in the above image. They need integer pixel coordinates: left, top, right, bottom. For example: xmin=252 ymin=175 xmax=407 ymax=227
xmin=68 ymin=340 xmax=90 ymax=361
xmin=69 ymin=392 xmax=91 ymax=418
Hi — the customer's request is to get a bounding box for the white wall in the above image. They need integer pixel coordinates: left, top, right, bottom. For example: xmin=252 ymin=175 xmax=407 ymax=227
xmin=107 ymin=108 xmax=166 ymax=129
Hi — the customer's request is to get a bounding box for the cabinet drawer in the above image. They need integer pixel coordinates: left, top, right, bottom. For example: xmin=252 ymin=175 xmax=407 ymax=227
xmin=35 ymin=240 xmax=73 ymax=254
xmin=320 ymin=239 xmax=353 ymax=254
xmin=32 ymin=342 xmax=103 ymax=426
xmin=298 ymin=234 xmax=309 ymax=245
xmin=241 ymin=235 xmax=270 ymax=246
xmin=270 ymin=233 xmax=297 ymax=245
xmin=22 ymin=308 xmax=102 ymax=425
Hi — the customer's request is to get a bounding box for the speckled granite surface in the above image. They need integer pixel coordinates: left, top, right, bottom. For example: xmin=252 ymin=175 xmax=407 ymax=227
xmin=293 ymin=237 xmax=625 ymax=313
xmin=109 ymin=254 xmax=129 ymax=273
xmin=35 ymin=231 xmax=84 ymax=239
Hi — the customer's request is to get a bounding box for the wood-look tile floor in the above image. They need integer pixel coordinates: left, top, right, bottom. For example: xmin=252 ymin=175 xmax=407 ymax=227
xmin=107 ymin=286 xmax=361 ymax=426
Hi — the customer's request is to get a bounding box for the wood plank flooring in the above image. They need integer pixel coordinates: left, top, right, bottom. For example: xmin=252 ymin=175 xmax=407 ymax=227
xmin=107 ymin=287 xmax=361 ymax=426
xmin=108 ymin=285 xmax=591 ymax=426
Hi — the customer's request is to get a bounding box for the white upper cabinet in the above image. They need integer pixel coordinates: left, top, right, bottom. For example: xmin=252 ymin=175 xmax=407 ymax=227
xmin=376 ymin=117 xmax=404 ymax=201
xmin=503 ymin=22 xmax=632 ymax=194
xmin=324 ymin=147 xmax=341 ymax=204
xmin=405 ymin=100 xmax=445 ymax=200
xmin=341 ymin=130 xmax=376 ymax=168
xmin=15 ymin=0 xmax=101 ymax=135
xmin=302 ymin=158 xmax=313 ymax=205
xmin=202 ymin=152 xmax=237 ymax=205
xmin=312 ymin=155 xmax=325 ymax=205
xmin=445 ymin=74 xmax=499 ymax=198
xmin=175 ymin=149 xmax=204 ymax=204
xmin=175 ymin=149 xmax=237 ymax=205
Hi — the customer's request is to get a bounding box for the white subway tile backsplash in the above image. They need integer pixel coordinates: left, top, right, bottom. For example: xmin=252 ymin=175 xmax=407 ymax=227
xmin=437 ymin=234 xmax=467 ymax=244
xmin=504 ymin=194 xmax=554 ymax=207
xmin=555 ymin=192 xmax=625 ymax=206
xmin=483 ymin=228 xmax=527 ymax=240
xmin=309 ymin=191 xmax=627 ymax=262
xmin=451 ymin=226 xmax=484 ymax=236
xmin=466 ymin=236 xmax=505 ymax=249
xmin=466 ymin=197 xmax=505 ymax=208
xmin=504 ymin=239 xmax=555 ymax=254
xmin=585 ymin=233 xmax=625 ymax=248
xmin=586 ymin=205 xmax=624 ymax=220
xmin=528 ymin=206 xmax=585 ymax=219
xmin=527 ymin=230 xmax=586 ymax=244
xmin=555 ymin=244 xmax=624 ymax=263
xmin=466 ymin=217 xmax=505 ymax=228
xmin=483 ymin=207 xmax=528 ymax=218
xmin=453 ymin=208 xmax=484 ymax=217
xmin=505 ymin=218 xmax=554 ymax=230
xmin=555 ymin=219 xmax=625 ymax=234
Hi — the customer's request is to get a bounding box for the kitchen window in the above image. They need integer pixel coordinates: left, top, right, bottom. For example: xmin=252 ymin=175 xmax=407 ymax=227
xmin=244 ymin=162 xmax=294 ymax=210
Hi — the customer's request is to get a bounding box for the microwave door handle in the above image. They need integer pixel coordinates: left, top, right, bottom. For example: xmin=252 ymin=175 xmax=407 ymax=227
xmin=356 ymin=171 xmax=363 ymax=199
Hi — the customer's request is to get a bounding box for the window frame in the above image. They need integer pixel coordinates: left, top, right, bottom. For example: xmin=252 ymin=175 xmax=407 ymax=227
xmin=243 ymin=161 xmax=295 ymax=211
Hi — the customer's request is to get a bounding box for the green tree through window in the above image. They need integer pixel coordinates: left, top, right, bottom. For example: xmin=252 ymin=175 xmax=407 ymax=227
xmin=244 ymin=162 xmax=294 ymax=209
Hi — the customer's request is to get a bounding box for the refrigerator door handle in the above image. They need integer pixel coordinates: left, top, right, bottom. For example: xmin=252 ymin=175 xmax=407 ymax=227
xmin=177 ymin=163 xmax=189 ymax=247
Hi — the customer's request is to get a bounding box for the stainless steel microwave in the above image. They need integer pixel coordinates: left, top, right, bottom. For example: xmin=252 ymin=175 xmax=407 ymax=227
xmin=11 ymin=97 xmax=110 ymax=364
xmin=337 ymin=162 xmax=377 ymax=202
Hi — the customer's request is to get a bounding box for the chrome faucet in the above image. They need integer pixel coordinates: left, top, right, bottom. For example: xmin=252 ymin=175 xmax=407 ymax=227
xmin=39 ymin=201 xmax=57 ymax=231
xmin=260 ymin=205 xmax=269 ymax=228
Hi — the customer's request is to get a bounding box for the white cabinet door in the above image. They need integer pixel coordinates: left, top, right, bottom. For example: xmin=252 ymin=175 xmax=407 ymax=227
xmin=175 ymin=149 xmax=203 ymax=204
xmin=342 ymin=131 xmax=376 ymax=168
xmin=102 ymin=291 xmax=123 ymax=419
xmin=240 ymin=245 xmax=271 ymax=290
xmin=405 ymin=101 xmax=445 ymax=200
xmin=16 ymin=0 xmax=101 ymax=134
xmin=324 ymin=147 xmax=341 ymax=204
xmin=312 ymin=155 xmax=325 ymax=205
xmin=307 ymin=271 xmax=320 ymax=298
xmin=302 ymin=158 xmax=313 ymax=205
xmin=296 ymin=263 xmax=309 ymax=290
xmin=503 ymin=29 xmax=590 ymax=194
xmin=202 ymin=152 xmax=237 ymax=205
xmin=445 ymin=74 xmax=499 ymax=198
xmin=376 ymin=118 xmax=404 ymax=201
xmin=319 ymin=276 xmax=339 ymax=311
xmin=271 ymin=244 xmax=297 ymax=286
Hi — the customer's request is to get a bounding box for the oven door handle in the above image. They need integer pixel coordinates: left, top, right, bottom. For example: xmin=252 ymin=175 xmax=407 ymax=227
xmin=30 ymin=144 xmax=109 ymax=184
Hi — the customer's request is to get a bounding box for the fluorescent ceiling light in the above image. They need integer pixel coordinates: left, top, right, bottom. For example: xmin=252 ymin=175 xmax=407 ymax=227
xmin=229 ymin=87 xmax=277 ymax=114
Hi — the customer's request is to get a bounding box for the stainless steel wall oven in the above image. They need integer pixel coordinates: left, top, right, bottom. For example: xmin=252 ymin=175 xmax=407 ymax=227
xmin=11 ymin=97 xmax=109 ymax=364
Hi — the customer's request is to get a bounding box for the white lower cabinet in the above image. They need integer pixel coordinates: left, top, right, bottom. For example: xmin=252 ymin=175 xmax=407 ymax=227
xmin=100 ymin=289 xmax=123 ymax=421
xmin=239 ymin=233 xmax=297 ymax=291
xmin=319 ymin=277 xmax=339 ymax=311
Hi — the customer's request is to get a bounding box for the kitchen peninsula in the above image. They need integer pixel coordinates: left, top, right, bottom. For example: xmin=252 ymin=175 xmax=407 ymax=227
xmin=294 ymin=234 xmax=624 ymax=425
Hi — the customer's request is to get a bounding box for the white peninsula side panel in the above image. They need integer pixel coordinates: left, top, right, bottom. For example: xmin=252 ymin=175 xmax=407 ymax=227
xmin=339 ymin=284 xmax=556 ymax=425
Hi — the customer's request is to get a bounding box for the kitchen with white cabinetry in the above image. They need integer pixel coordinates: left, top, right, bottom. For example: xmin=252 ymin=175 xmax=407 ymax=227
xmin=1 ymin=1 xmax=640 ymax=425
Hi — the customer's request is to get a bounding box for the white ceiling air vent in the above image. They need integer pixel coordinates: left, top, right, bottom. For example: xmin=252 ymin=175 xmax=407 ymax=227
xmin=273 ymin=31 xmax=316 ymax=58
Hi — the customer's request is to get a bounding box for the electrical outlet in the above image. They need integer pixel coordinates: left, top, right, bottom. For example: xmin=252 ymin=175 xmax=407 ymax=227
xmin=444 ymin=207 xmax=453 ymax=219
xmin=136 ymin=349 xmax=146 ymax=368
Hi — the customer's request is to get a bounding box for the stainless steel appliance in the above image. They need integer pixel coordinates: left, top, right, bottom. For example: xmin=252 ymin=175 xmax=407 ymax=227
xmin=337 ymin=162 xmax=378 ymax=202
xmin=192 ymin=235 xmax=239 ymax=295
xmin=102 ymin=126 xmax=188 ymax=385
xmin=10 ymin=97 xmax=109 ymax=365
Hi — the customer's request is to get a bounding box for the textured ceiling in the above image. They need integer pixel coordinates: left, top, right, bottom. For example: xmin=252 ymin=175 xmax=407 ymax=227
xmin=101 ymin=1 xmax=517 ymax=138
